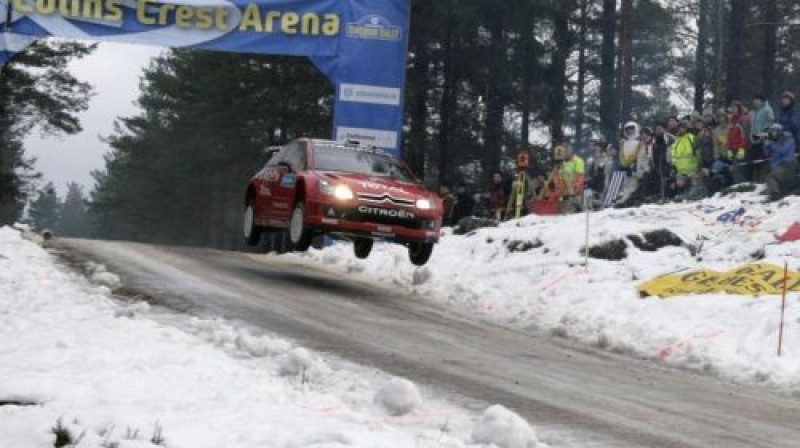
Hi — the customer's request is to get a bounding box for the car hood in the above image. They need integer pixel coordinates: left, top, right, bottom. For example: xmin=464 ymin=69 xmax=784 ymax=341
xmin=317 ymin=171 xmax=434 ymax=201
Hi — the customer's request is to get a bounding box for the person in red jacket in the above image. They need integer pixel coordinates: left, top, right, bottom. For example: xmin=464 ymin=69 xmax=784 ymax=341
xmin=489 ymin=171 xmax=511 ymax=220
xmin=727 ymin=102 xmax=750 ymax=184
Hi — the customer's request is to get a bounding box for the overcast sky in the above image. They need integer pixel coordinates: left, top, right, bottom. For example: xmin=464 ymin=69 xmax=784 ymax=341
xmin=24 ymin=43 xmax=161 ymax=197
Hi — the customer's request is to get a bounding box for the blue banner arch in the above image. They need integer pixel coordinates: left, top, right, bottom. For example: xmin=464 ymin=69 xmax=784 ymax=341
xmin=0 ymin=0 xmax=409 ymax=155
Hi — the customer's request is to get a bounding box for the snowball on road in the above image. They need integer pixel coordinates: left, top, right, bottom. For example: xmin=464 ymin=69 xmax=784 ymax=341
xmin=472 ymin=405 xmax=538 ymax=448
xmin=0 ymin=227 xmax=499 ymax=448
xmin=296 ymin=191 xmax=800 ymax=389
xmin=374 ymin=378 xmax=422 ymax=417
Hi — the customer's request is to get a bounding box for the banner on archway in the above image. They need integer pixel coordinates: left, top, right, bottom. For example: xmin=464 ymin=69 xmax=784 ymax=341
xmin=0 ymin=0 xmax=409 ymax=153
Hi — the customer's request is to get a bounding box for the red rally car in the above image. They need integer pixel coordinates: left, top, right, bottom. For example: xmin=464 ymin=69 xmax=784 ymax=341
xmin=243 ymin=139 xmax=443 ymax=266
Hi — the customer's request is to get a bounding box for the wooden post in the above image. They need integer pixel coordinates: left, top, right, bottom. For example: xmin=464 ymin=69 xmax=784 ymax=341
xmin=778 ymin=261 xmax=789 ymax=357
xmin=583 ymin=189 xmax=592 ymax=268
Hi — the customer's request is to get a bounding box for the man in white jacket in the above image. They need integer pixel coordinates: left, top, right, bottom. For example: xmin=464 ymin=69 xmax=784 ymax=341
xmin=619 ymin=121 xmax=641 ymax=173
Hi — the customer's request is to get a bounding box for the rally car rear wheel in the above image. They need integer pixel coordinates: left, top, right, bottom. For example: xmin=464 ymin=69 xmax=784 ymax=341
xmin=243 ymin=201 xmax=262 ymax=246
xmin=408 ymin=242 xmax=434 ymax=266
xmin=289 ymin=202 xmax=313 ymax=252
xmin=353 ymin=238 xmax=373 ymax=259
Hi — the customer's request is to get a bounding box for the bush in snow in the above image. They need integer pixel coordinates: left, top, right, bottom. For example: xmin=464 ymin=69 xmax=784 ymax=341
xmin=626 ymin=230 xmax=685 ymax=252
xmin=472 ymin=405 xmax=538 ymax=448
xmin=585 ymin=239 xmax=628 ymax=261
xmin=52 ymin=418 xmax=85 ymax=447
xmin=374 ymin=377 xmax=422 ymax=416
xmin=506 ymin=239 xmax=544 ymax=253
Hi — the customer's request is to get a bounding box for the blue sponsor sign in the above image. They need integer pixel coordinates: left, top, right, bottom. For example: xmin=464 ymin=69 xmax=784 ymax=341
xmin=280 ymin=173 xmax=296 ymax=188
xmin=0 ymin=0 xmax=408 ymax=154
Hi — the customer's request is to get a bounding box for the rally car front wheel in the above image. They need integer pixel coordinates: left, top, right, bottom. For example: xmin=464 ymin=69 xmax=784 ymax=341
xmin=353 ymin=238 xmax=373 ymax=259
xmin=408 ymin=242 xmax=434 ymax=266
xmin=289 ymin=201 xmax=313 ymax=252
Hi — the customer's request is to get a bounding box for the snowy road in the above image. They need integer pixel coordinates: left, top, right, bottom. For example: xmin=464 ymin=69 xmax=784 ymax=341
xmin=53 ymin=239 xmax=800 ymax=448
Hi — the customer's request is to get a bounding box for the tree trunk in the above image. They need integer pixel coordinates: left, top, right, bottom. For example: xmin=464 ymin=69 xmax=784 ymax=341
xmin=549 ymin=2 xmax=571 ymax=146
xmin=726 ymin=0 xmax=747 ymax=104
xmin=761 ymin=0 xmax=778 ymax=99
xmin=694 ymin=0 xmax=710 ymax=112
xmin=0 ymin=65 xmax=15 ymax=225
xmin=437 ymin=9 xmax=456 ymax=187
xmin=619 ymin=0 xmax=634 ymax=123
xmin=712 ymin=0 xmax=725 ymax=109
xmin=521 ymin=70 xmax=531 ymax=147
xmin=406 ymin=2 xmax=430 ymax=179
xmin=483 ymin=8 xmax=506 ymax=175
xmin=574 ymin=0 xmax=589 ymax=150
xmin=600 ymin=0 xmax=618 ymax=144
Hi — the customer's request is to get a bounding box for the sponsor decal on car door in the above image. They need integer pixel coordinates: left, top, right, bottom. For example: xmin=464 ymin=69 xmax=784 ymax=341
xmin=273 ymin=142 xmax=306 ymax=222
xmin=259 ymin=166 xmax=284 ymax=221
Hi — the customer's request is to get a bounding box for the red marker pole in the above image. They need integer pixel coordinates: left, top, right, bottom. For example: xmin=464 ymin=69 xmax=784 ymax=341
xmin=778 ymin=261 xmax=789 ymax=357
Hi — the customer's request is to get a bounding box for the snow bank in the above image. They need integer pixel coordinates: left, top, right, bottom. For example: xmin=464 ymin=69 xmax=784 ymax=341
xmin=374 ymin=377 xmax=422 ymax=416
xmin=0 ymin=227 xmax=484 ymax=448
xmin=294 ymin=191 xmax=800 ymax=389
xmin=472 ymin=405 xmax=538 ymax=448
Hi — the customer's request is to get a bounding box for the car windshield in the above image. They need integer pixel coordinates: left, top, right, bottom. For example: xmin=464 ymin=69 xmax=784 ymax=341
xmin=313 ymin=146 xmax=416 ymax=182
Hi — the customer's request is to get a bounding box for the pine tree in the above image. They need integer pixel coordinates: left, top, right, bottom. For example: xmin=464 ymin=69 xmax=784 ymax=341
xmin=600 ymin=0 xmax=618 ymax=143
xmin=58 ymin=182 xmax=89 ymax=238
xmin=0 ymin=41 xmax=94 ymax=225
xmin=28 ymin=182 xmax=61 ymax=232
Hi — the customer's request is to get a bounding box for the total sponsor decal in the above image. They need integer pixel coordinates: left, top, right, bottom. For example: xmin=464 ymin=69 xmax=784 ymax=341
xmin=340 ymin=83 xmax=401 ymax=106
xmin=336 ymin=126 xmax=398 ymax=150
xmin=358 ymin=206 xmax=415 ymax=220
xmin=358 ymin=181 xmax=411 ymax=196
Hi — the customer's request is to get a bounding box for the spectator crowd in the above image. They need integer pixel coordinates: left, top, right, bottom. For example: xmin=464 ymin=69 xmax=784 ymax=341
xmin=439 ymin=92 xmax=800 ymax=225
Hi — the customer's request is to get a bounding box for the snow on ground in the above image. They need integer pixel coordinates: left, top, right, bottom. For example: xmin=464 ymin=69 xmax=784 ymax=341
xmin=0 ymin=227 xmax=541 ymax=448
xmin=295 ymin=190 xmax=800 ymax=390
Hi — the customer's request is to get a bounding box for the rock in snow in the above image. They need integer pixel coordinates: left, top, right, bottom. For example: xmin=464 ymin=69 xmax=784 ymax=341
xmin=472 ymin=405 xmax=538 ymax=448
xmin=373 ymin=377 xmax=422 ymax=416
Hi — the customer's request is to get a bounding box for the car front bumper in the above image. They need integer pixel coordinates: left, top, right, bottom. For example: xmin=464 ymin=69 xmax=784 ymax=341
xmin=306 ymin=201 xmax=441 ymax=244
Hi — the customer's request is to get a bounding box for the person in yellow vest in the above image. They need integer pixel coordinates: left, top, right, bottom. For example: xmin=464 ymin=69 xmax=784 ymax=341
xmin=712 ymin=108 xmax=729 ymax=160
xmin=558 ymin=144 xmax=585 ymax=212
xmin=561 ymin=145 xmax=586 ymax=196
xmin=505 ymin=148 xmax=536 ymax=219
xmin=669 ymin=121 xmax=699 ymax=195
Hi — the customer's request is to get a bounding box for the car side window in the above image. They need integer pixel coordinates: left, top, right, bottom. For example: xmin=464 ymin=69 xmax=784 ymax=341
xmin=282 ymin=142 xmax=308 ymax=171
xmin=267 ymin=146 xmax=290 ymax=167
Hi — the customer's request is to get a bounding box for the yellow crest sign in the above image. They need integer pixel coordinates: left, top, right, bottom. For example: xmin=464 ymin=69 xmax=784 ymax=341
xmin=640 ymin=263 xmax=800 ymax=298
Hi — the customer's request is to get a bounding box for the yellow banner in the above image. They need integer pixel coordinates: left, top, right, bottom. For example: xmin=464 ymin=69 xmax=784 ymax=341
xmin=640 ymin=263 xmax=800 ymax=298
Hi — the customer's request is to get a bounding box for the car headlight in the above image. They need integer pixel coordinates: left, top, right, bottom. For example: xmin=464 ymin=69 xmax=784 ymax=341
xmin=415 ymin=198 xmax=435 ymax=210
xmin=320 ymin=180 xmax=354 ymax=201
xmin=333 ymin=185 xmax=354 ymax=200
